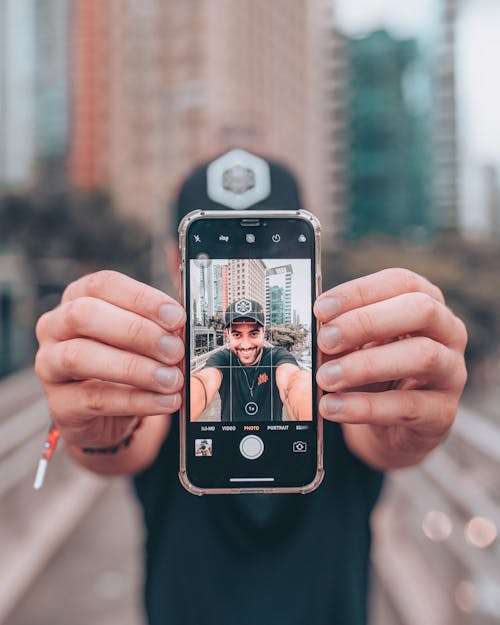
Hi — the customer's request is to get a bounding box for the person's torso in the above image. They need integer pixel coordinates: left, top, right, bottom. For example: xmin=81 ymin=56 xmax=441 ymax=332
xmin=217 ymin=346 xmax=282 ymax=421
xmin=133 ymin=419 xmax=384 ymax=625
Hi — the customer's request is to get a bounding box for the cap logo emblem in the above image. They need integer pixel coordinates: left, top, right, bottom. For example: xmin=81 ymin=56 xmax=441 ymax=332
xmin=234 ymin=299 xmax=252 ymax=315
xmin=207 ymin=149 xmax=271 ymax=209
xmin=222 ymin=165 xmax=255 ymax=194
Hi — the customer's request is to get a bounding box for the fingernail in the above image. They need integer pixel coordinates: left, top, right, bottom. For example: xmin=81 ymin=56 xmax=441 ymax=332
xmin=319 ymin=326 xmax=341 ymax=351
xmin=319 ymin=395 xmax=344 ymax=416
xmin=155 ymin=393 xmax=180 ymax=409
xmin=317 ymin=363 xmax=343 ymax=390
xmin=159 ymin=304 xmax=185 ymax=329
xmin=315 ymin=297 xmax=341 ymax=320
xmin=155 ymin=367 xmax=180 ymax=388
xmin=159 ymin=335 xmax=183 ymax=360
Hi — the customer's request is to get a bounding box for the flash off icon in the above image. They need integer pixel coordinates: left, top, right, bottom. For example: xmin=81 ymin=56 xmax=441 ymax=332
xmin=246 ymin=233 xmax=256 ymax=243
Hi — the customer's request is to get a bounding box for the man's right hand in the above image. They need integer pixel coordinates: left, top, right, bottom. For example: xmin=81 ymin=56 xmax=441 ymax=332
xmin=35 ymin=271 xmax=186 ymax=473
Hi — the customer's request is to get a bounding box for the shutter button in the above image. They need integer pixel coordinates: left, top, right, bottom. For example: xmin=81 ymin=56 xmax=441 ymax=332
xmin=239 ymin=435 xmax=264 ymax=460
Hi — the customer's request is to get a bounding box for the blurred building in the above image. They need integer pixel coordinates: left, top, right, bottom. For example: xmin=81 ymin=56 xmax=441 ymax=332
xmin=0 ymin=0 xmax=36 ymax=188
xmin=339 ymin=0 xmax=459 ymax=240
xmin=0 ymin=0 xmax=70 ymax=190
xmin=345 ymin=30 xmax=431 ymax=239
xmin=34 ymin=0 xmax=71 ymax=187
xmin=68 ymin=0 xmax=339 ymax=240
xmin=431 ymin=0 xmax=459 ymax=232
xmin=483 ymin=164 xmax=500 ymax=240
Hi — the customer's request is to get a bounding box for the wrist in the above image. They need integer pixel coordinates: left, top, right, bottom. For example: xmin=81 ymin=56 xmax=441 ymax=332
xmin=66 ymin=414 xmax=172 ymax=476
xmin=342 ymin=423 xmax=435 ymax=471
xmin=81 ymin=417 xmax=144 ymax=455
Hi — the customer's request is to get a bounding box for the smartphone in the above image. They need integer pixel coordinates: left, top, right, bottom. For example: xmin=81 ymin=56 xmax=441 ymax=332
xmin=178 ymin=209 xmax=323 ymax=494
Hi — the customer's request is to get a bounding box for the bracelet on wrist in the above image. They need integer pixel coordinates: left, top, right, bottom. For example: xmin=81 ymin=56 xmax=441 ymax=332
xmin=81 ymin=417 xmax=144 ymax=455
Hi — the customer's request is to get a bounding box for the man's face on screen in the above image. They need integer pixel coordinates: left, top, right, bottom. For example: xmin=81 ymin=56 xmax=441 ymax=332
xmin=227 ymin=322 xmax=265 ymax=365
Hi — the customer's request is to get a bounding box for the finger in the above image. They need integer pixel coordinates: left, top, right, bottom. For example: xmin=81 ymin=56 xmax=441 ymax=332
xmin=318 ymin=389 xmax=457 ymax=436
xmin=318 ymin=292 xmax=466 ymax=354
xmin=61 ymin=270 xmax=186 ymax=331
xmin=314 ymin=268 xmax=445 ymax=323
xmin=43 ymin=297 xmax=184 ymax=365
xmin=36 ymin=338 xmax=184 ymax=392
xmin=49 ymin=380 xmax=182 ymax=423
xmin=316 ymin=336 xmax=466 ymax=393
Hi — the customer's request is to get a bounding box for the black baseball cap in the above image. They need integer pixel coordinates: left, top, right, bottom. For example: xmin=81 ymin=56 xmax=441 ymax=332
xmin=224 ymin=299 xmax=265 ymax=328
xmin=172 ymin=149 xmax=304 ymax=234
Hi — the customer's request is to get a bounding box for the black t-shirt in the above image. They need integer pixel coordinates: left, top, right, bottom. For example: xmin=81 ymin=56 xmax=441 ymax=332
xmin=133 ymin=419 xmax=384 ymax=625
xmin=204 ymin=346 xmax=298 ymax=421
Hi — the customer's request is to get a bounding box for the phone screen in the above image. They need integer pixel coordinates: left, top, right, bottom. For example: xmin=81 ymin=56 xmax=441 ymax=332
xmin=182 ymin=214 xmax=321 ymax=492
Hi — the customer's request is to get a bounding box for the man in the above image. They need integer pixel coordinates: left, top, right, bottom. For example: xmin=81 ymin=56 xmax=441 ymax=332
xmin=191 ymin=299 xmax=311 ymax=421
xmin=34 ymin=150 xmax=467 ymax=625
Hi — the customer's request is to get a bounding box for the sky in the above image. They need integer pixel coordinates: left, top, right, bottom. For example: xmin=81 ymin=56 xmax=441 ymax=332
xmin=335 ymin=0 xmax=500 ymax=233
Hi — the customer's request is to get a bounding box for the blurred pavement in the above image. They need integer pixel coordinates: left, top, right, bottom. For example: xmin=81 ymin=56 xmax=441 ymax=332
xmin=4 ymin=478 xmax=145 ymax=625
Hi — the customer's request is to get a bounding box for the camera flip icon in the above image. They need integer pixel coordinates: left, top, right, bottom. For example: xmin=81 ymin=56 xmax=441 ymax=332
xmin=292 ymin=441 xmax=307 ymax=453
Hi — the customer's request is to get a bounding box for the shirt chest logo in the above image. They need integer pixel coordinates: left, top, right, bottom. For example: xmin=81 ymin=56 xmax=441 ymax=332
xmin=257 ymin=373 xmax=269 ymax=386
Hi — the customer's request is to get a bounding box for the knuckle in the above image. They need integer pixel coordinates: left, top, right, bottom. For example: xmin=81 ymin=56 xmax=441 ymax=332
xmin=353 ymin=281 xmax=368 ymax=307
xmin=388 ymin=267 xmax=419 ymax=292
xmin=432 ymin=284 xmax=445 ymax=304
xmin=84 ymin=382 xmax=108 ymax=415
xmin=357 ymin=349 xmax=376 ymax=380
xmin=454 ymin=316 xmax=468 ymax=349
xmin=126 ymin=316 xmax=146 ymax=344
xmin=61 ymin=278 xmax=80 ymax=303
xmin=356 ymin=309 xmax=376 ymax=340
xmin=86 ymin=270 xmax=119 ymax=297
xmin=125 ymin=386 xmax=139 ymax=411
xmin=60 ymin=341 xmax=81 ymax=374
xmin=34 ymin=347 xmax=49 ymax=381
xmin=415 ymin=292 xmax=440 ymax=325
xmin=356 ymin=394 xmax=375 ymax=423
xmin=438 ymin=397 xmax=458 ymax=432
xmin=130 ymin=283 xmax=150 ymax=311
xmin=64 ymin=299 xmax=86 ymax=332
xmin=454 ymin=359 xmax=468 ymax=390
xmin=122 ymin=353 xmax=139 ymax=381
xmin=401 ymin=394 xmax=420 ymax=423
xmin=418 ymin=337 xmax=441 ymax=369
xmin=35 ymin=312 xmax=50 ymax=342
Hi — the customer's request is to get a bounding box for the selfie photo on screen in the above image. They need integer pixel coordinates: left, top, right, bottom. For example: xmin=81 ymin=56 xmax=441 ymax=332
xmin=189 ymin=258 xmax=312 ymax=422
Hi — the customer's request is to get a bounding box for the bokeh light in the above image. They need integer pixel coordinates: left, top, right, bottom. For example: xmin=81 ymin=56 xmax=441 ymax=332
xmin=455 ymin=580 xmax=478 ymax=613
xmin=421 ymin=510 xmax=453 ymax=542
xmin=464 ymin=516 xmax=497 ymax=549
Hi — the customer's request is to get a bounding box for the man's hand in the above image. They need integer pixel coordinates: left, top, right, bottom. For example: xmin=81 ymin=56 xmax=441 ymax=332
xmin=276 ymin=364 xmax=312 ymax=421
xmin=314 ymin=268 xmax=468 ymax=470
xmin=35 ymin=271 xmax=186 ymax=474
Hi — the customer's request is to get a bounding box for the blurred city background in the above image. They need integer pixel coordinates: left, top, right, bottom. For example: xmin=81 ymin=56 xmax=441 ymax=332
xmin=0 ymin=0 xmax=499 ymax=623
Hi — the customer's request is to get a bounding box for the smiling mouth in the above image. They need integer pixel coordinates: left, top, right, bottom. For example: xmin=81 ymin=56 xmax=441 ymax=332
xmin=237 ymin=349 xmax=257 ymax=359
xmin=235 ymin=347 xmax=262 ymax=364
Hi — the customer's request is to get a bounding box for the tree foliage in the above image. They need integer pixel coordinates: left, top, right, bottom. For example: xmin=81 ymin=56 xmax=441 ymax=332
xmin=266 ymin=324 xmax=309 ymax=351
xmin=0 ymin=190 xmax=151 ymax=282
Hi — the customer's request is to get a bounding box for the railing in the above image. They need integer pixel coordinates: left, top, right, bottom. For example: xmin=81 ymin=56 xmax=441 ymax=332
xmin=371 ymin=406 xmax=500 ymax=625
xmin=0 ymin=369 xmax=107 ymax=624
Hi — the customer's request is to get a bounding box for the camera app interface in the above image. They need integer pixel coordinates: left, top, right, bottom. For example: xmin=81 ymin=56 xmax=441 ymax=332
xmin=189 ymin=258 xmax=313 ymax=423
xmin=185 ymin=217 xmax=318 ymax=489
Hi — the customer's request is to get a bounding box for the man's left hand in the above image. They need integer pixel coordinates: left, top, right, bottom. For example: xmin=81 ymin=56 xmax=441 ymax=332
xmin=314 ymin=268 xmax=468 ymax=469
